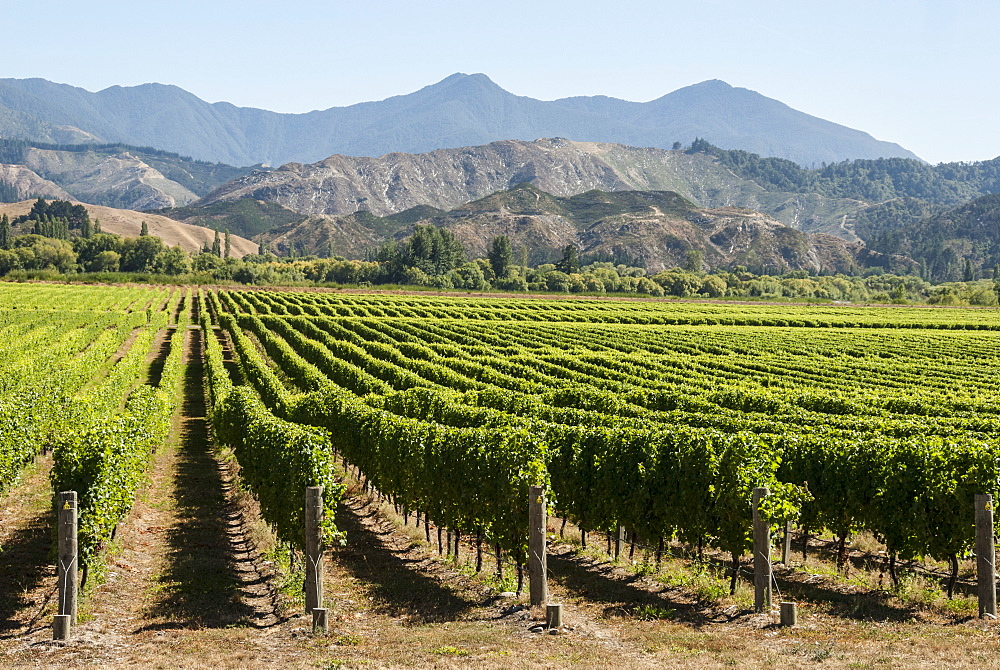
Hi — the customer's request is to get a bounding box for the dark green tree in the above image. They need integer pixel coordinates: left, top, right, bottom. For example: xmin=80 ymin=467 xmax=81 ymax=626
xmin=211 ymin=229 xmax=222 ymax=257
xmin=488 ymin=235 xmax=514 ymax=278
xmin=120 ymin=235 xmax=165 ymax=272
xmin=0 ymin=214 xmax=9 ymax=249
xmin=396 ymin=224 xmax=465 ymax=276
xmin=555 ymin=244 xmax=579 ymax=274
xmin=140 ymin=220 xmax=149 ymax=236
xmin=27 ymin=197 xmax=47 ymax=221
xmin=224 ymin=228 xmax=232 ymax=258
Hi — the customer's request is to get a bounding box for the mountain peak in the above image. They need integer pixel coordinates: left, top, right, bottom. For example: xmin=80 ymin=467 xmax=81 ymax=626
xmin=0 ymin=75 xmax=920 ymax=167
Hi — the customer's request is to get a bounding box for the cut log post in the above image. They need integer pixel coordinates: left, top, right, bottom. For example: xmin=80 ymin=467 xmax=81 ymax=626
xmin=57 ymin=491 xmax=78 ymax=627
xmin=528 ymin=485 xmax=548 ymax=606
xmin=305 ymin=486 xmax=324 ymax=614
xmin=312 ymin=607 xmax=329 ymax=635
xmin=779 ymin=602 xmax=797 ymax=627
xmin=614 ymin=526 xmax=624 ymax=561
xmin=753 ymin=487 xmax=772 ymax=613
xmin=546 ymin=603 xmax=563 ymax=629
xmin=52 ymin=615 xmax=72 ymax=641
xmin=976 ymin=493 xmax=997 ymax=618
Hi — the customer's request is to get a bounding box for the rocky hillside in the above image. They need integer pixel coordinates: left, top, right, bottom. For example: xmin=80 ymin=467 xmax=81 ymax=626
xmin=0 ymin=164 xmax=71 ymax=200
xmin=0 ymin=139 xmax=253 ymax=210
xmin=0 ymin=200 xmax=258 ymax=257
xmin=200 ymin=138 xmax=871 ymax=236
xmin=0 ymin=75 xmax=917 ymax=167
xmin=260 ymin=185 xmax=903 ymax=275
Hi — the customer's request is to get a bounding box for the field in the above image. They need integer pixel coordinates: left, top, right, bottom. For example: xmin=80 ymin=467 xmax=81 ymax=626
xmin=2 ymin=284 xmax=1000 ymax=669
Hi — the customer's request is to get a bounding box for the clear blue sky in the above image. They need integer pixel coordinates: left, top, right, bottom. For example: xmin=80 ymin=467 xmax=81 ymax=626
xmin=3 ymin=0 xmax=997 ymax=164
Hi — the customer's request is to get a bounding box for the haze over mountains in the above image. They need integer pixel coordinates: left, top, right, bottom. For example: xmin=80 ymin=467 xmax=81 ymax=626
xmin=0 ymin=74 xmax=918 ymax=168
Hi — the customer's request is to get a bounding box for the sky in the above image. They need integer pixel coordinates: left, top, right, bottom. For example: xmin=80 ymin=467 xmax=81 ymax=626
xmin=3 ymin=0 xmax=998 ymax=164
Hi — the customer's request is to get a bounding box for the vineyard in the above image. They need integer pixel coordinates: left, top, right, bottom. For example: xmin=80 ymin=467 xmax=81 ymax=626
xmin=206 ymin=289 xmax=1000 ymax=589
xmin=2 ymin=283 xmax=1000 ymax=668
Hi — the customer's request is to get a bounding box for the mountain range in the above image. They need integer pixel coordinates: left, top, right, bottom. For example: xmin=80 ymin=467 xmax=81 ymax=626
xmin=249 ymin=183 xmax=899 ymax=276
xmin=0 ymin=74 xmax=918 ymax=168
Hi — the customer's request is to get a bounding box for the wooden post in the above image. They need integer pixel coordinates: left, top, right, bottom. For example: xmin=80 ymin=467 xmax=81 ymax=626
xmin=305 ymin=486 xmax=324 ymax=614
xmin=528 ymin=485 xmax=547 ymax=607
xmin=752 ymin=487 xmax=772 ymax=613
xmin=52 ymin=615 xmax=72 ymax=641
xmin=976 ymin=493 xmax=997 ymax=618
xmin=545 ymin=603 xmax=563 ymax=629
xmin=782 ymin=520 xmax=793 ymax=565
xmin=57 ymin=491 xmax=78 ymax=627
xmin=779 ymin=601 xmax=797 ymax=626
xmin=312 ymin=607 xmax=329 ymax=635
xmin=614 ymin=526 xmax=624 ymax=561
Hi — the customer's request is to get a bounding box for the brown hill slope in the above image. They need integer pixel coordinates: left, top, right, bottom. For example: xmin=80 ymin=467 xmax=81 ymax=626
xmin=259 ymin=186 xmax=903 ymax=274
xmin=0 ymin=200 xmax=258 ymax=257
xmin=199 ymin=138 xmax=867 ymax=237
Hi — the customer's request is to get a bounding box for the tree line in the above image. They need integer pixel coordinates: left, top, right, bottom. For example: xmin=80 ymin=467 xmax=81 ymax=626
xmin=2 ymin=202 xmax=998 ymax=306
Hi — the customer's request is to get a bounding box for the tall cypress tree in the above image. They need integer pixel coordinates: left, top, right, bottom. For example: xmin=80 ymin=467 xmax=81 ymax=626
xmin=224 ymin=229 xmax=231 ymax=258
xmin=488 ymin=235 xmax=513 ymax=278
xmin=140 ymin=220 xmax=149 ymax=236
xmin=211 ymin=229 xmax=222 ymax=257
xmin=0 ymin=214 xmax=9 ymax=249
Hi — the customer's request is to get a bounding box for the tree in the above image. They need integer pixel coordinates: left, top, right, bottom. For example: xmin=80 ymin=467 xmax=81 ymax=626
xmin=224 ymin=229 xmax=232 ymax=259
xmin=0 ymin=214 xmax=9 ymax=249
xmin=963 ymin=258 xmax=975 ymax=282
xmin=211 ymin=229 xmax=222 ymax=257
xmin=90 ymin=250 xmax=120 ymax=272
xmin=120 ymin=235 xmax=165 ymax=272
xmin=555 ymin=244 xmax=579 ymax=274
xmin=153 ymin=246 xmax=191 ymax=275
xmin=140 ymin=221 xmax=149 ymax=236
xmin=684 ymin=249 xmax=704 ymax=273
xmin=487 ymin=235 xmax=513 ymax=279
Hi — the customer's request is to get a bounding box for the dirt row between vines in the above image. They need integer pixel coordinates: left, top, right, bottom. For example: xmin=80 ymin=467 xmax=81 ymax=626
xmin=3 ymin=328 xmax=1000 ymax=667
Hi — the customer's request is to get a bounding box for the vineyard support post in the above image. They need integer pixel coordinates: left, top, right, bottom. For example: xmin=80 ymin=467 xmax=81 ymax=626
xmin=779 ymin=602 xmax=797 ymax=626
xmin=305 ymin=486 xmax=324 ymax=615
xmin=546 ymin=603 xmax=563 ymax=629
xmin=529 ymin=485 xmax=548 ymax=607
xmin=975 ymin=493 xmax=997 ymax=618
xmin=57 ymin=490 xmax=78 ymax=629
xmin=782 ymin=520 xmax=793 ymax=564
xmin=753 ymin=487 xmax=771 ymax=613
xmin=615 ymin=526 xmax=624 ymax=561
xmin=52 ymin=615 xmax=71 ymax=641
xmin=312 ymin=607 xmax=329 ymax=635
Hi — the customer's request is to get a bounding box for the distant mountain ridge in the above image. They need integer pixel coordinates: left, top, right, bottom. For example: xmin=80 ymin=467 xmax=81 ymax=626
xmin=196 ymin=138 xmax=876 ymax=236
xmin=255 ymin=183 xmax=899 ymax=275
xmin=0 ymin=74 xmax=919 ymax=168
